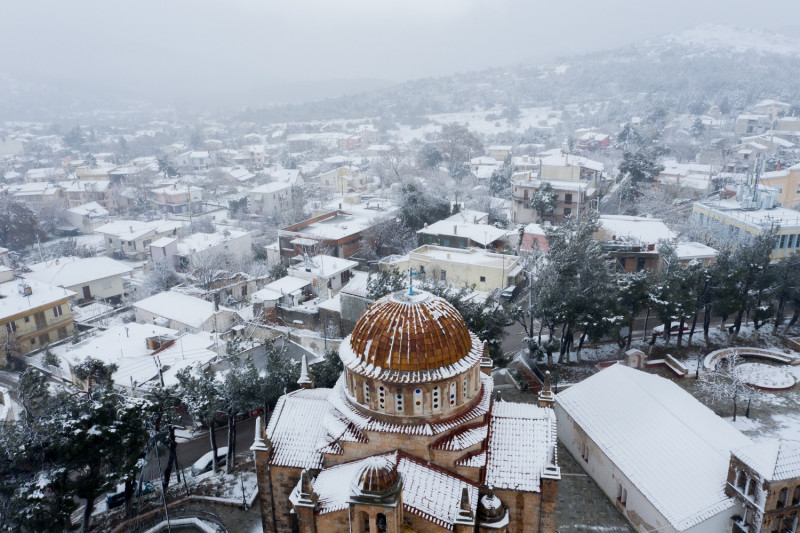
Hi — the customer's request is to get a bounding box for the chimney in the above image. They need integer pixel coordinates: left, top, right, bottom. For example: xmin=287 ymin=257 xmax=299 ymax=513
xmin=129 ymin=225 xmax=134 ymax=233
xmin=453 ymin=225 xmax=457 ymax=235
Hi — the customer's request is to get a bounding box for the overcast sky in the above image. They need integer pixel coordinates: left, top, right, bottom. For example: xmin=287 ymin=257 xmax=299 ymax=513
xmin=1 ymin=0 xmax=799 ymax=105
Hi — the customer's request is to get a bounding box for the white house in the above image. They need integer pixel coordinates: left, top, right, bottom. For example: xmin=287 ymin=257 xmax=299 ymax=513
xmin=23 ymin=256 xmax=133 ymax=304
xmin=249 ymin=182 xmax=293 ymax=217
xmin=95 ymin=219 xmax=185 ymax=258
xmin=133 ymin=291 xmax=234 ymax=333
xmin=287 ymin=254 xmax=358 ymax=295
xmin=555 ymin=364 xmax=751 ymax=533
xmin=65 ymin=202 xmax=109 ymax=233
xmin=175 ymin=230 xmax=252 ymax=270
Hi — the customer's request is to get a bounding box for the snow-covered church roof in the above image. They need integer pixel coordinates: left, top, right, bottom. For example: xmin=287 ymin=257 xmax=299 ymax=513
xmin=734 ymin=439 xmax=800 ymax=482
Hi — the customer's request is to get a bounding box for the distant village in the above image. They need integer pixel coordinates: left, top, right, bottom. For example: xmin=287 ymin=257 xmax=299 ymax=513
xmin=1 ymin=95 xmax=800 ymax=533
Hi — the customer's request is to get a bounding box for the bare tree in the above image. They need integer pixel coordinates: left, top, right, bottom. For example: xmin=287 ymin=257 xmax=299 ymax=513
xmin=700 ymin=354 xmax=759 ymax=421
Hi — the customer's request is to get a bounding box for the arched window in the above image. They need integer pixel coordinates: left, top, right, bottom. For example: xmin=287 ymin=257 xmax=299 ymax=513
xmin=362 ymin=511 xmax=371 ymax=532
xmin=432 ymin=386 xmax=441 ymax=412
xmin=449 ymin=382 xmax=457 ymax=407
xmin=747 ymin=477 xmax=757 ymax=499
xmin=413 ymin=388 xmax=423 ymax=414
xmin=793 ymin=486 xmax=800 ymax=506
xmin=736 ymin=470 xmax=747 ymax=490
xmin=378 ymin=385 xmax=385 ymax=410
xmin=395 ymin=389 xmax=404 ymax=414
xmin=778 ymin=488 xmax=789 ymax=508
xmin=376 ymin=513 xmax=387 ymax=533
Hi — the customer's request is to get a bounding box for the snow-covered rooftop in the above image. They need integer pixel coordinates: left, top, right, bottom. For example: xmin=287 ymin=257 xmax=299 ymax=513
xmin=266 ymin=388 xmax=332 ymax=469
xmin=485 ymin=402 xmax=557 ymax=492
xmin=599 ymin=215 xmax=676 ymax=244
xmin=734 ymin=439 xmax=800 ymax=482
xmin=176 ymin=230 xmax=249 ymax=256
xmin=133 ymin=291 xmax=216 ymax=328
xmin=288 ymin=254 xmax=358 ymax=278
xmin=0 ymin=278 xmax=75 ymax=320
xmin=308 ymin=452 xmax=479 ymax=530
xmin=555 ymin=364 xmax=751 ymax=531
xmin=418 ymin=220 xmax=510 ymax=246
xmin=66 ymin=201 xmax=108 ymax=218
xmin=252 ymin=276 xmax=311 ymax=303
xmin=675 ymin=242 xmax=718 ymax=261
xmin=23 ymin=256 xmax=132 ymax=288
xmin=95 ymin=219 xmax=185 ymax=240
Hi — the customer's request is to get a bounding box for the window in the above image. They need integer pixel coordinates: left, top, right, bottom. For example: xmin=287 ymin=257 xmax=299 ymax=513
xmin=413 ymin=388 xmax=423 ymax=414
xmin=736 ymin=471 xmax=747 ymax=490
xmin=440 ymin=270 xmax=446 ymax=281
xmin=5 ymin=322 xmax=16 ymax=334
xmin=378 ymin=385 xmax=385 ymax=410
xmin=636 ymin=258 xmax=647 ymax=272
xmin=38 ymin=333 xmax=49 ymax=346
xmin=364 ymin=382 xmax=370 ymax=405
xmin=789 ymin=234 xmax=795 ymax=249
xmin=53 ymin=305 xmax=63 ymax=318
xmin=24 ymin=316 xmax=29 ymax=323
xmin=564 ymin=193 xmax=573 ymax=204
xmin=463 ymin=376 xmax=469 ymax=400
xmin=108 ymin=238 xmax=113 ymax=244
xmin=563 ymin=208 xmax=572 ymax=217
xmin=792 ymin=486 xmax=800 ymax=506
xmin=449 ymin=382 xmax=457 ymax=407
xmin=781 ymin=235 xmax=787 ymax=249
xmin=523 ymin=189 xmax=529 ymax=200
xmin=747 ymin=477 xmax=757 ymax=499
xmin=479 ymin=276 xmax=486 ymax=282
xmin=778 ymin=488 xmax=789 ymax=508
xmin=395 ymin=389 xmax=404 ymax=413
xmin=432 ymin=386 xmax=441 ymax=412
xmin=57 ymin=326 xmax=68 ymax=340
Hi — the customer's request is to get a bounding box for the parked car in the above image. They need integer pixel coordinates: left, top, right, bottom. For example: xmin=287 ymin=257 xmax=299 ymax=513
xmin=106 ymin=480 xmax=154 ymax=508
xmin=500 ymin=286 xmax=518 ymax=302
xmin=652 ymin=322 xmax=690 ymax=337
xmin=191 ymin=446 xmax=228 ymax=476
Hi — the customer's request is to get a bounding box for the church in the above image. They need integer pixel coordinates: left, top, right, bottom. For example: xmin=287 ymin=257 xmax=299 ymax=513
xmin=251 ymin=289 xmax=560 ymax=532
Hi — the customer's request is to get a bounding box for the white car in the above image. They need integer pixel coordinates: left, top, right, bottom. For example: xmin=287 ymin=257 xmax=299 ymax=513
xmin=190 ymin=446 xmax=228 ymax=476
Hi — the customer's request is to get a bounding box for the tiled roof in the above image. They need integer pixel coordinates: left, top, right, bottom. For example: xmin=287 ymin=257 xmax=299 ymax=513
xmin=431 ymin=423 xmax=488 ymax=451
xmin=310 ymin=452 xmax=478 ymax=531
xmin=348 ymin=291 xmax=473 ymax=373
xmin=484 ymin=401 xmax=556 ymax=492
xmin=555 ymin=364 xmax=751 ymax=531
xmin=734 ymin=439 xmax=800 ymax=482
xmin=265 ymin=388 xmax=331 ymax=469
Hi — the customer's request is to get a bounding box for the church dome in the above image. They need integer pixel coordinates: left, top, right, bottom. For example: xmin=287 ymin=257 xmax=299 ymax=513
xmin=348 ymin=290 xmax=473 ymax=373
xmin=351 ymin=456 xmax=402 ymax=498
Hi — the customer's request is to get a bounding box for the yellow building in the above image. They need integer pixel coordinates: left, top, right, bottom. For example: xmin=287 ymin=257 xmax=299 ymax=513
xmin=691 ymin=200 xmax=800 ymax=262
xmin=0 ymin=269 xmax=75 ymax=364
xmin=379 ymin=245 xmax=522 ymax=293
xmin=760 ymin=165 xmax=800 ymax=209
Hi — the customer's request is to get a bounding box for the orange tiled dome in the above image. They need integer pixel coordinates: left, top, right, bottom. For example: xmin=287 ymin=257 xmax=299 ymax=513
xmin=349 ymin=290 xmax=473 ymax=372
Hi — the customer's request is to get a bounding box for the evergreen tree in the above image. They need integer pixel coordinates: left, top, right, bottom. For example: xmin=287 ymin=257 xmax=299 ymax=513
xmin=0 ymin=196 xmax=47 ymax=251
xmin=313 ymin=350 xmax=344 ymax=388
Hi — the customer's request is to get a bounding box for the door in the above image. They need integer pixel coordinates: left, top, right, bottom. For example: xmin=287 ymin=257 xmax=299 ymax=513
xmin=82 ymin=286 xmax=92 ymax=300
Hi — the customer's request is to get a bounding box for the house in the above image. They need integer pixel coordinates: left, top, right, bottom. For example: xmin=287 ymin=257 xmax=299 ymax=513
xmin=24 ymin=167 xmax=66 ymax=183
xmin=252 ymin=290 xmax=560 ymax=532
xmin=53 ymin=323 xmax=218 ymax=391
xmin=172 ymin=150 xmax=213 ymax=170
xmin=8 ymin=182 xmax=65 ymax=209
xmin=22 ymin=256 xmax=133 ymax=304
xmin=61 ymin=180 xmax=115 ymax=209
xmin=380 ymin=245 xmax=522 ymax=293
xmin=251 ymin=276 xmax=313 ymax=321
xmin=735 ymin=115 xmax=772 ymax=136
xmin=249 ymin=182 xmax=294 ymax=217
xmin=488 ymin=145 xmax=512 ymax=161
xmin=595 ymin=215 xmax=676 ymax=273
xmin=752 ymin=99 xmax=792 ymax=118
xmin=224 ymin=166 xmax=256 ymax=184
xmin=674 ymin=242 xmax=719 ymax=267
xmin=174 ymin=230 xmax=252 ymax=271
xmin=555 ymin=364 xmax=752 ymax=533
xmin=150 ymin=184 xmax=203 ymax=214
xmin=287 ymin=254 xmax=358 ymax=296
xmin=338 ymin=270 xmax=371 ymax=335
xmin=65 ymin=202 xmax=109 ymax=233
xmin=95 ymin=219 xmax=185 ymax=258
xmin=279 ymin=210 xmax=397 ymax=262
xmin=133 ymin=291 xmax=233 ymax=333
xmin=417 ymin=218 xmax=512 ymax=250
xmin=759 ymin=164 xmax=800 ymax=209
xmin=577 ymin=132 xmax=611 ymax=151
xmin=75 ymin=163 xmax=116 ymax=181
xmin=0 ymin=269 xmax=75 ymax=361
xmin=511 ymin=173 xmax=597 ymax=224
xmin=538 ymin=149 xmax=604 ymax=182
xmin=520 ymin=223 xmax=549 ymax=254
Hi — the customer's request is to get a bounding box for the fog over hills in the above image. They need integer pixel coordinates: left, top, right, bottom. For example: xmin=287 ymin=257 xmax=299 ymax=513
xmin=2 ymin=24 xmax=799 ymax=123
